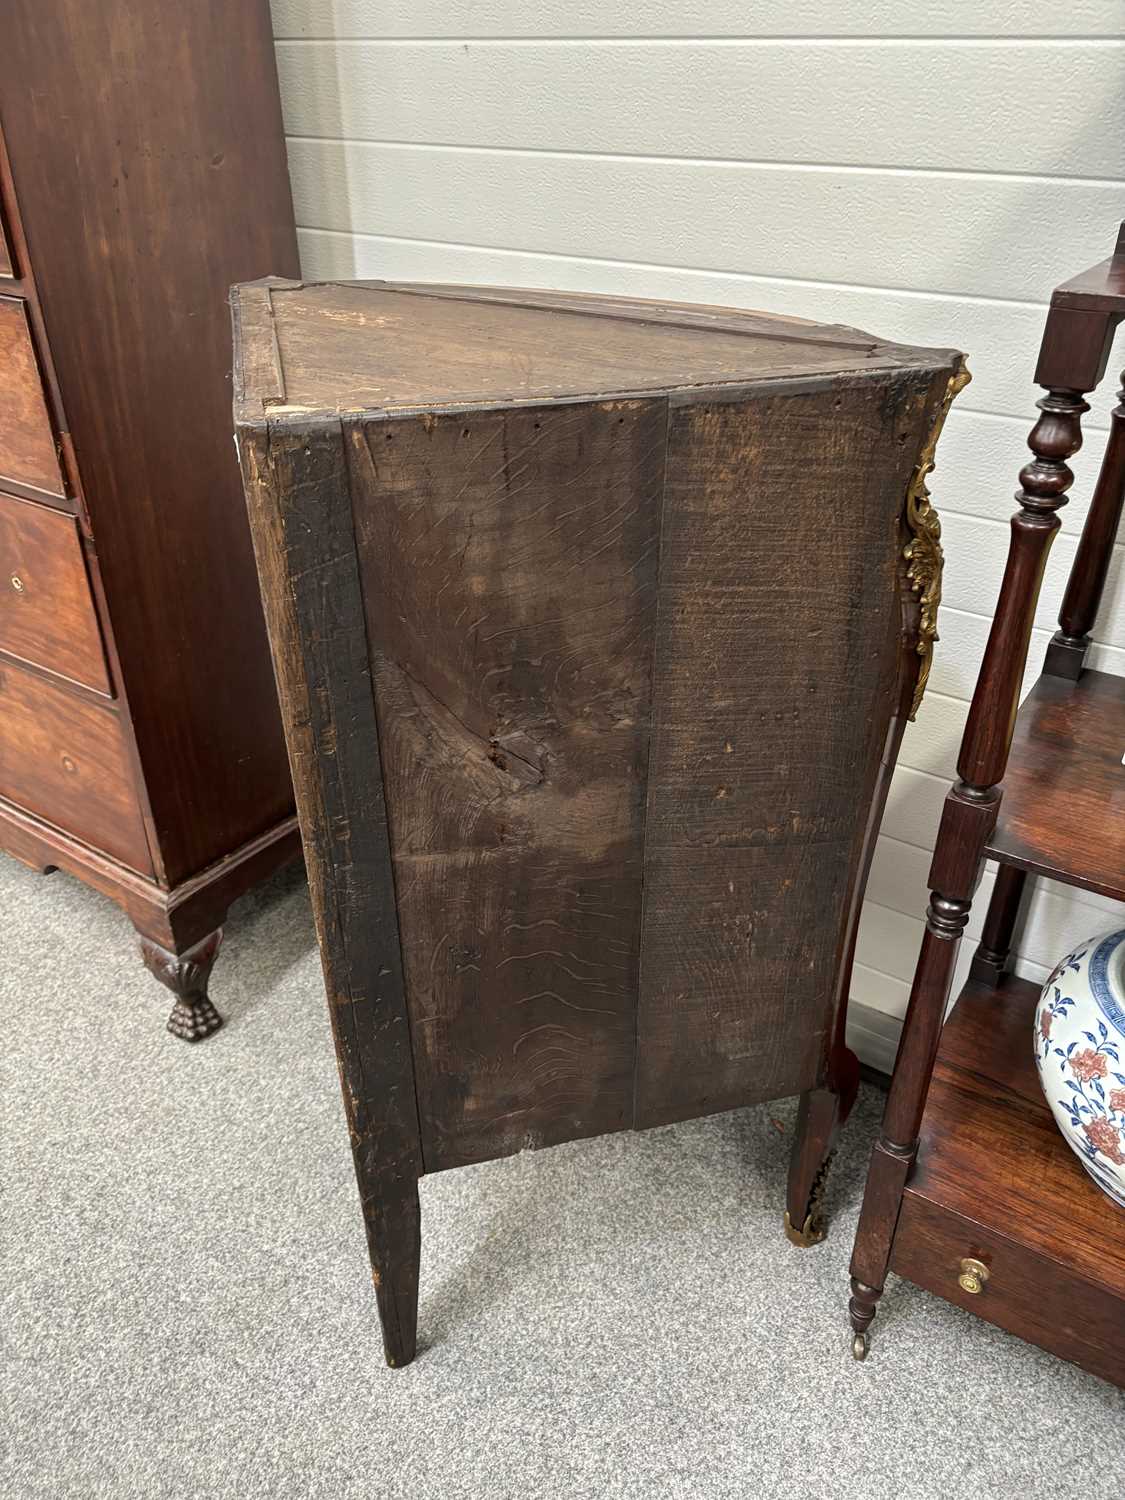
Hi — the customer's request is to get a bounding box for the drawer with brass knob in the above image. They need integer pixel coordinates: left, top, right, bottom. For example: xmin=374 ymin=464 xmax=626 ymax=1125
xmin=957 ymin=1257 xmax=990 ymax=1295
xmin=0 ymin=490 xmax=110 ymax=693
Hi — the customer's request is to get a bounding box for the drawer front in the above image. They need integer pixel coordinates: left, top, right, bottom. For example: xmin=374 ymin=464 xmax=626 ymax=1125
xmin=0 ymin=492 xmax=111 ymax=693
xmin=0 ymin=661 xmax=152 ymax=873
xmin=893 ymin=1193 xmax=1125 ymax=1388
xmin=0 ymin=295 xmax=65 ymax=496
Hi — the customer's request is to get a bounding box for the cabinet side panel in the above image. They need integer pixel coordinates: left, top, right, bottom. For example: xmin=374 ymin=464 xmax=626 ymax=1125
xmin=348 ymin=400 xmax=664 ymax=1170
xmin=636 ymin=376 xmax=929 ymax=1126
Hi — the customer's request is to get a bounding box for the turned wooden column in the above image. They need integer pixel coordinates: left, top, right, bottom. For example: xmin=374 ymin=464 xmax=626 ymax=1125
xmin=847 ymin=379 xmax=1089 ymax=1356
xmin=1045 ymin=368 xmax=1125 ymax=679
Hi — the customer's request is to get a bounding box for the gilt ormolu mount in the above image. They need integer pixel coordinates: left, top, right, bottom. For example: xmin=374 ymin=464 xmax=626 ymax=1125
xmin=233 ymin=279 xmax=965 ymax=1365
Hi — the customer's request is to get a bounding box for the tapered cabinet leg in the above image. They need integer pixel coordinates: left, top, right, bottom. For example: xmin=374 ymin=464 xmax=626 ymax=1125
xmin=785 ymin=1045 xmax=860 ymax=1247
xmin=363 ymin=1184 xmax=422 ymax=1368
xmin=138 ymin=928 xmax=224 ymax=1042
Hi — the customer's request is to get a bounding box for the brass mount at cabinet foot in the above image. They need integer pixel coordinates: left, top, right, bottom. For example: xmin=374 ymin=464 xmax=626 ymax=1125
xmin=784 ymin=1209 xmax=827 ymax=1248
xmin=785 ymin=1146 xmax=834 ymax=1247
xmin=852 ymin=1332 xmax=869 ymax=1362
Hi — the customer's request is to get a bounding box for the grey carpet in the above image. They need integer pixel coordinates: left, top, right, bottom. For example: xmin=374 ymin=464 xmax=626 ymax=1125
xmin=3 ymin=855 xmax=1122 ymax=1500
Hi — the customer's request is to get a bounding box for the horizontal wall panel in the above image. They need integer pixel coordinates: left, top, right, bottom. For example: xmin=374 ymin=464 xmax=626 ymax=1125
xmin=925 ymin=607 xmax=1124 ymax=702
xmin=271 ymin=2 xmax=1125 ymax=40
xmin=275 ymin=41 xmax=1124 ymax=178
xmin=869 ymin=834 xmax=1121 ymax=927
xmin=939 ymin=407 xmax=1115 ymax=529
xmin=296 ymin=226 xmax=1125 ymax=423
xmin=285 ymin=141 xmax=1122 ymax=302
xmin=942 ymin=512 xmax=1125 ymax=648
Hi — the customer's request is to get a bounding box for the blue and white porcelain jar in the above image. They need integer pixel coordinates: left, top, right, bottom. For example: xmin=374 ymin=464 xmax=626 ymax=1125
xmin=1035 ymin=928 xmax=1125 ymax=1209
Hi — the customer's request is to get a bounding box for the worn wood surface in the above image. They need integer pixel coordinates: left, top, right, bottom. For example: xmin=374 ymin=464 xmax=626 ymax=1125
xmin=235 ymin=276 xmax=963 ymax=1359
xmin=0 ymin=295 xmax=64 ymax=497
xmin=0 ymin=491 xmax=110 ymax=693
xmin=351 ymin=399 xmax=663 ymax=1168
xmin=240 ymin=415 xmax=424 ymax=1365
xmin=635 ymin=375 xmax=935 ymax=1126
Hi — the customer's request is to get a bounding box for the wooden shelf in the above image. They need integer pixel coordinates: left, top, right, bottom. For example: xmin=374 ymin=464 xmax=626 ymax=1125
xmin=985 ymin=668 xmax=1125 ymax=901
xmin=891 ymin=975 xmax=1125 ymax=1386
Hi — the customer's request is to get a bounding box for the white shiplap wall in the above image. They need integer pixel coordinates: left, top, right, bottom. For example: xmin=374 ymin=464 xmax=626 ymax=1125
xmin=268 ymin=2 xmax=1125 ymax=1070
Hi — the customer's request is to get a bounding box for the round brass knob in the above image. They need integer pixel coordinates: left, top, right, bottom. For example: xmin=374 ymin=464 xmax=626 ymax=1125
xmin=958 ymin=1257 xmax=990 ymax=1295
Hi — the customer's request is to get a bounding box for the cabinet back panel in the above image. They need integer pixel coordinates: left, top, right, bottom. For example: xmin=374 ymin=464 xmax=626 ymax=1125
xmin=634 ymin=381 xmax=921 ymax=1125
xmin=349 ymin=401 xmax=663 ymax=1170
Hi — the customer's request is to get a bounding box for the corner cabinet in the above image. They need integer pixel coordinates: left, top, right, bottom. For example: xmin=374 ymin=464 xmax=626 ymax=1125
xmin=235 ymin=277 xmax=966 ymax=1363
xmin=0 ymin=2 xmax=301 ymax=1038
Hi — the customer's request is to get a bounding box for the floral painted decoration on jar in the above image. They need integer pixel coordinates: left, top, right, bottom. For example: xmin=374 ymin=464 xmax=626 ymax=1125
xmin=1035 ymin=928 xmax=1125 ymax=1208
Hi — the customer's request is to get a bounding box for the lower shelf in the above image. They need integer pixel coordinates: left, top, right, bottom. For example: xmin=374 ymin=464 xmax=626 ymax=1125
xmin=891 ymin=974 xmax=1125 ymax=1388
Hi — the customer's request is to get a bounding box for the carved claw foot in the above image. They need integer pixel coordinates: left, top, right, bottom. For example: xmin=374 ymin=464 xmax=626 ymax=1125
xmin=139 ymin=929 xmax=224 ymax=1042
xmin=784 ymin=1148 xmax=834 ymax=1248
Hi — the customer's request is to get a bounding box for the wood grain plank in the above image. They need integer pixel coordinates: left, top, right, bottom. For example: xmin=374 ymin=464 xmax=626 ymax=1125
xmin=347 ymin=399 xmax=664 ymax=1168
xmin=635 ymin=374 xmax=935 ymax=1124
xmin=239 ymin=415 xmax=424 ymax=1364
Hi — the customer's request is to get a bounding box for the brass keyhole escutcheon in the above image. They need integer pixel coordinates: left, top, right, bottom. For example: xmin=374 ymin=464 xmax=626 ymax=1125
xmin=958 ymin=1257 xmax=990 ymax=1295
xmin=10 ymin=574 xmax=24 ymax=593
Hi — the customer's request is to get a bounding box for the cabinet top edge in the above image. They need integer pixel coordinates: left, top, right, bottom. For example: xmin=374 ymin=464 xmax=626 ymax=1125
xmin=231 ymin=277 xmax=962 ymax=426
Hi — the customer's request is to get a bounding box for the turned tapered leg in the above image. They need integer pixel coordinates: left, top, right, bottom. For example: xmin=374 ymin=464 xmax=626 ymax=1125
xmin=786 ymin=1046 xmax=860 ymax=1247
xmin=139 ymin=929 xmax=224 ymax=1041
xmin=846 ymin=376 xmax=1089 ymax=1360
xmin=969 ymin=863 xmax=1027 ymax=986
xmin=362 ymin=1184 xmax=422 ymax=1368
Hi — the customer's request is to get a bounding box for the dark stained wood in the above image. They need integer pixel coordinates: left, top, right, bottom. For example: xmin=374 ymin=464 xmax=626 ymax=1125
xmin=984 ymin=669 xmax=1125 ymax=901
xmin=0 ymin=296 xmax=65 ymax=497
xmin=0 ymin=490 xmax=110 ymax=693
xmin=968 ymin=862 xmax=1027 ymax=986
xmin=1047 ymin=221 xmax=1125 ymax=316
xmin=235 ymin=277 xmax=964 ymax=1364
xmin=0 ymin=0 xmax=299 ymax=887
xmin=848 ymin=224 xmax=1125 ymax=1375
xmin=1046 ymin=369 xmax=1125 ymax=679
xmin=893 ymin=976 xmax=1125 ymax=1389
xmin=0 ymin=659 xmax=151 ymax=873
xmin=635 ymin=373 xmax=941 ymax=1126
xmin=350 ymin=400 xmax=663 ymax=1170
xmin=239 ymin=414 xmax=424 ymax=1368
xmin=0 ymin=2 xmax=301 ymax=1034
xmin=139 ymin=929 xmax=224 ymax=1043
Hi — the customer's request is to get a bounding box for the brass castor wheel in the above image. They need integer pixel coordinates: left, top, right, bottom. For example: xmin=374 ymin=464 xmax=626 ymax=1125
xmin=852 ymin=1332 xmax=869 ymax=1362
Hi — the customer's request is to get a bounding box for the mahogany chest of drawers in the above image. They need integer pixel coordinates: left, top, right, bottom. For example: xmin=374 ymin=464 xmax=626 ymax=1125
xmin=235 ymin=277 xmax=966 ymax=1363
xmin=0 ymin=2 xmax=300 ymax=1037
